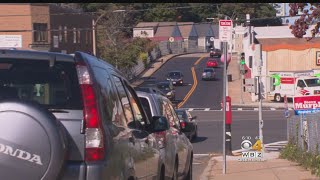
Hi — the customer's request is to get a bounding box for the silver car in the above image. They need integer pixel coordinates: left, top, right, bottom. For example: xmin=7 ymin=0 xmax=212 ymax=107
xmin=137 ymin=91 xmax=194 ymax=180
xmin=202 ymin=68 xmax=216 ymax=81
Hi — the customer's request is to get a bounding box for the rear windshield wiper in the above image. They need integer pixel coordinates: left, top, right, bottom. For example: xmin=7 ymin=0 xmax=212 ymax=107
xmin=48 ymin=109 xmax=69 ymax=113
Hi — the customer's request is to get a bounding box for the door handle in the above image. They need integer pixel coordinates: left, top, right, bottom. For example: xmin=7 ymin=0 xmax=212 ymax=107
xmin=129 ymin=136 xmax=135 ymax=145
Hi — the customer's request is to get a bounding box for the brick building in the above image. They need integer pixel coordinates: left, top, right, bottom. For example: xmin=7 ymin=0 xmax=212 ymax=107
xmin=0 ymin=3 xmax=93 ymax=54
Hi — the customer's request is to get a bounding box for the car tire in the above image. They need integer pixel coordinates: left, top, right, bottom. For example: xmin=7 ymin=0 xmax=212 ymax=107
xmin=0 ymin=100 xmax=67 ymax=180
xmin=185 ymin=158 xmax=193 ymax=180
xmin=274 ymin=94 xmax=283 ymax=102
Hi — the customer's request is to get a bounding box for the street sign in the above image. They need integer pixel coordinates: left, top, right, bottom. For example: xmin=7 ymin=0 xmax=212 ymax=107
xmin=169 ymin=37 xmax=174 ymax=42
xmin=210 ymin=37 xmax=214 ymax=41
xmin=219 ymin=20 xmax=233 ymax=42
xmin=0 ymin=35 xmax=22 ymax=48
xmin=243 ymin=78 xmax=258 ymax=93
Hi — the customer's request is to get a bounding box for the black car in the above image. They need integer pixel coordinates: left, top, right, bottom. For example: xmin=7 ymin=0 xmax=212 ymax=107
xmin=157 ymin=81 xmax=175 ymax=101
xmin=166 ymin=71 xmax=184 ymax=86
xmin=210 ymin=48 xmax=222 ymax=58
xmin=0 ymin=49 xmax=169 ymax=180
xmin=175 ymin=109 xmax=198 ymax=141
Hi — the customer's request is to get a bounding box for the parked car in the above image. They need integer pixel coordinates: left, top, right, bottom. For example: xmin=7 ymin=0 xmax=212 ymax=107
xmin=210 ymin=48 xmax=222 ymax=58
xmin=134 ymin=86 xmax=166 ymax=96
xmin=136 ymin=91 xmax=194 ymax=180
xmin=202 ymin=68 xmax=216 ymax=81
xmin=175 ymin=109 xmax=198 ymax=141
xmin=0 ymin=49 xmax=169 ymax=180
xmin=156 ymin=81 xmax=176 ymax=101
xmin=206 ymin=58 xmax=219 ymax=68
xmin=166 ymin=71 xmax=184 ymax=86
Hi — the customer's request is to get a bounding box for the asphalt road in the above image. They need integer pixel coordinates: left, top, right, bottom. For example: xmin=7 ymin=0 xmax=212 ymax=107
xmin=138 ymin=54 xmax=287 ymax=177
xmin=189 ymin=110 xmax=288 ymax=154
xmin=140 ymin=55 xmax=224 ymax=109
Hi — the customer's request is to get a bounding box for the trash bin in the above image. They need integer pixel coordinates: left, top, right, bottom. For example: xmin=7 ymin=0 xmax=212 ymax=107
xmin=228 ymin=74 xmax=232 ymax=82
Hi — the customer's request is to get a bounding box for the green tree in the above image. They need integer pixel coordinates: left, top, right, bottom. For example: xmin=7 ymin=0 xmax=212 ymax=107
xmin=219 ymin=3 xmax=281 ymax=26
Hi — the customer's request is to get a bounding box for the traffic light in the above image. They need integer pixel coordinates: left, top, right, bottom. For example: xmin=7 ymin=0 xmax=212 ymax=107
xmin=240 ymin=52 xmax=247 ymax=75
xmin=240 ymin=52 xmax=245 ymax=65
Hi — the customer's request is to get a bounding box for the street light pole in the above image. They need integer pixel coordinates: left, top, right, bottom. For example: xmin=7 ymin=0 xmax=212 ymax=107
xmin=92 ymin=10 xmax=126 ymax=57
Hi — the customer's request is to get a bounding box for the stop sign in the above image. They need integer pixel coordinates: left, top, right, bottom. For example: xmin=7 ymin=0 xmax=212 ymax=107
xmin=220 ymin=53 xmax=231 ymax=64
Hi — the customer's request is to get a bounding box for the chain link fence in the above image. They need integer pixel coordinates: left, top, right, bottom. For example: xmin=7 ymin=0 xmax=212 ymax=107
xmin=288 ymin=113 xmax=320 ymax=153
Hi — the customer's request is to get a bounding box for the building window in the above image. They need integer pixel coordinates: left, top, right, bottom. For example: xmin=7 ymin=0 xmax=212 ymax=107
xmin=73 ymin=28 xmax=77 ymax=44
xmin=64 ymin=26 xmax=67 ymax=43
xmin=59 ymin=26 xmax=62 ymax=42
xmin=33 ymin=23 xmax=48 ymax=42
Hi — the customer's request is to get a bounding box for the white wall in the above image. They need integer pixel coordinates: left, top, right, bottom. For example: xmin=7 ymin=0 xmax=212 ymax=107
xmin=133 ymin=29 xmax=154 ymax=38
xmin=214 ymin=39 xmax=221 ymax=49
xmin=198 ymin=37 xmax=206 ymax=48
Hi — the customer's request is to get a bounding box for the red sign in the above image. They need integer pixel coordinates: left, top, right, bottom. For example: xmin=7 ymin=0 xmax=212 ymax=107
xmin=293 ymin=96 xmax=320 ymax=114
xmin=219 ymin=20 xmax=232 ymax=26
xmin=280 ymin=77 xmax=295 ymax=84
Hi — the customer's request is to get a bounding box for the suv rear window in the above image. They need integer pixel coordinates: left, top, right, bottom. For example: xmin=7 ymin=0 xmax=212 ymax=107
xmin=0 ymin=59 xmax=82 ymax=109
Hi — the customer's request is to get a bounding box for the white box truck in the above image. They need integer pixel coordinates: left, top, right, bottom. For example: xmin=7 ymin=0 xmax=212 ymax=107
xmin=269 ymin=71 xmax=320 ymax=102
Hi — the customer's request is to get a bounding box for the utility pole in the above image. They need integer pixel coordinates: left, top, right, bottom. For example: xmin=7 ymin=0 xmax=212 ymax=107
xmin=92 ymin=19 xmax=96 ymax=56
xmin=246 ymin=13 xmax=264 ymax=152
xmin=222 ymin=16 xmax=228 ymax=175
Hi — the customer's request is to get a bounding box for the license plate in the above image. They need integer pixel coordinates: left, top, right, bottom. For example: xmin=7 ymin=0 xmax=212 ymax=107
xmin=173 ymin=82 xmax=176 ymax=84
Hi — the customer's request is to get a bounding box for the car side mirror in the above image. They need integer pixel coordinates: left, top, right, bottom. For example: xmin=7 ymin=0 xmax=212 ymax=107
xmin=151 ymin=116 xmax=170 ymax=132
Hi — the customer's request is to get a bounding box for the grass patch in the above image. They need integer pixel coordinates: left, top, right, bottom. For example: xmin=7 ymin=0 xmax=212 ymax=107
xmin=280 ymin=142 xmax=320 ymax=177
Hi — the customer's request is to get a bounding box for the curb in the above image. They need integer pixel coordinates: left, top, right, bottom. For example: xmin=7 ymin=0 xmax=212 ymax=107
xmin=232 ymin=103 xmax=293 ymax=108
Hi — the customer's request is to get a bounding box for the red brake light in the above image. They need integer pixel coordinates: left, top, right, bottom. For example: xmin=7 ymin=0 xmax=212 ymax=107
xmin=180 ymin=121 xmax=186 ymax=129
xmin=76 ymin=63 xmax=105 ymax=161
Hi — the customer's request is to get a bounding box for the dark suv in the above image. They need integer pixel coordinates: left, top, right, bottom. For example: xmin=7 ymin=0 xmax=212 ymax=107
xmin=0 ymin=50 xmax=169 ymax=180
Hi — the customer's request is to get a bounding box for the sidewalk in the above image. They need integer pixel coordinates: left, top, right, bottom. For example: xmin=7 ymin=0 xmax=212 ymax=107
xmin=131 ymin=52 xmax=209 ymax=87
xmin=200 ymin=152 xmax=319 ymax=180
xmin=227 ymin=54 xmax=290 ymax=108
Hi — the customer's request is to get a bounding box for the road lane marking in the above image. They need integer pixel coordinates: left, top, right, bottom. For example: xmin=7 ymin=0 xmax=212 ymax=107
xmin=238 ymin=108 xmax=243 ymax=111
xmin=177 ymin=67 xmax=197 ymax=108
xmin=204 ymin=108 xmax=210 ymax=111
xmin=194 ymin=55 xmax=206 ymax=65
xmin=254 ymin=108 xmax=259 ymax=111
xmin=177 ymin=55 xmax=207 ymax=108
xmin=270 ymin=108 xmax=276 ymax=110
xmin=188 ymin=108 xmax=194 ymax=111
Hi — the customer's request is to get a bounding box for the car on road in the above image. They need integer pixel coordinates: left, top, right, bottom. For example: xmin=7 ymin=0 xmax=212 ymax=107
xmin=206 ymin=58 xmax=219 ymax=68
xmin=166 ymin=71 xmax=184 ymax=86
xmin=136 ymin=91 xmax=194 ymax=180
xmin=0 ymin=49 xmax=169 ymax=180
xmin=157 ymin=81 xmax=176 ymax=101
xmin=209 ymin=48 xmax=222 ymax=58
xmin=202 ymin=68 xmax=216 ymax=81
xmin=175 ymin=109 xmax=198 ymax=141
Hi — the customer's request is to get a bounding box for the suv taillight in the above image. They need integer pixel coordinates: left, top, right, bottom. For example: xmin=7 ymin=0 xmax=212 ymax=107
xmin=76 ymin=63 xmax=105 ymax=161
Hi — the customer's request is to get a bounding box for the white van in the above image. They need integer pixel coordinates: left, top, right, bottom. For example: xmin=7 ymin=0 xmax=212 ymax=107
xmin=269 ymin=71 xmax=320 ymax=102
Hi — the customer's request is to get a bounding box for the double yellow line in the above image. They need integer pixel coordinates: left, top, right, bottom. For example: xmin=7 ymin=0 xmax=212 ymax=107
xmin=177 ymin=55 xmax=206 ymax=108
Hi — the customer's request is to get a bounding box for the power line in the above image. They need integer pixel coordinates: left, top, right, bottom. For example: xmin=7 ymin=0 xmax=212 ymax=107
xmin=0 ymin=4 xmax=218 ymax=17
